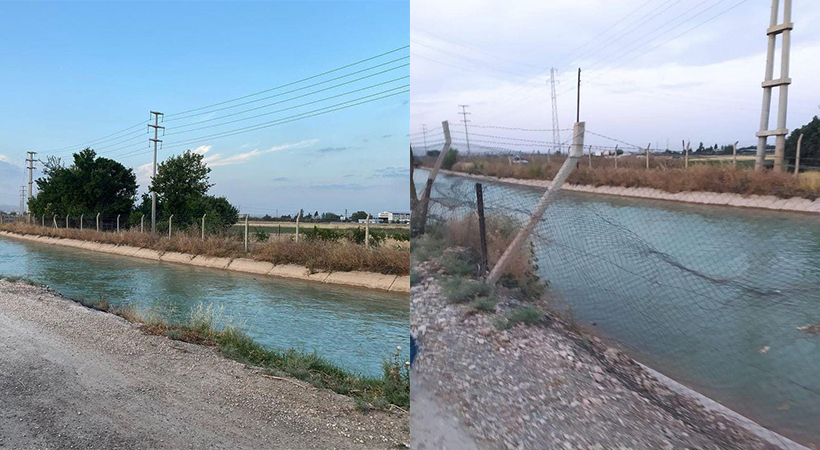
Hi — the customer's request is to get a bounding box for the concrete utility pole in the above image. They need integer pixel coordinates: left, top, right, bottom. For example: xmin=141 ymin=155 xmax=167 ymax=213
xmin=19 ymin=185 xmax=26 ymax=216
xmin=550 ymin=68 xmax=562 ymax=156
xmin=421 ymin=124 xmax=428 ymax=154
xmin=26 ymin=151 xmax=36 ymax=220
xmin=755 ymin=0 xmax=793 ymax=172
xmin=576 ymin=68 xmax=581 ymax=123
xmin=732 ymin=141 xmax=739 ymax=169
xmin=459 ymin=105 xmax=472 ymax=155
xmin=148 ymin=111 xmax=164 ymax=232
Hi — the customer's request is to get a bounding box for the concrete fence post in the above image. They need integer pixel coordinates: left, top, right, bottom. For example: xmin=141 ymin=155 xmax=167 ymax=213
xmin=614 ymin=145 xmax=618 ymax=169
xmin=66 ymin=214 xmax=69 ymax=229
xmin=96 ymin=213 xmax=100 ymax=232
xmin=202 ymin=214 xmax=207 ymax=240
xmin=488 ymin=121 xmax=585 ymax=285
xmin=168 ymin=215 xmax=173 ymax=238
xmin=295 ymin=212 xmax=301 ymax=242
xmin=588 ymin=145 xmax=592 ymax=168
xmin=683 ymin=140 xmax=690 ymax=169
xmin=732 ymin=141 xmax=739 ymax=170
xmin=80 ymin=214 xmax=83 ymax=230
xmin=794 ymin=133 xmax=804 ymax=177
xmin=244 ymin=214 xmax=249 ymax=251
xmin=365 ymin=213 xmax=371 ymax=248
xmin=53 ymin=214 xmax=57 ymax=229
xmin=645 ymin=143 xmax=651 ymax=170
xmin=414 ymin=120 xmax=452 ymax=236
xmin=41 ymin=215 xmax=44 ymax=227
xmin=141 ymin=214 xmax=144 ymax=233
xmin=116 ymin=214 xmax=120 ymax=233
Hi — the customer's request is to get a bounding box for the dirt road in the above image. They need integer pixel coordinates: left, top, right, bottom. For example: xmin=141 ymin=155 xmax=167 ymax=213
xmin=0 ymin=280 xmax=408 ymax=450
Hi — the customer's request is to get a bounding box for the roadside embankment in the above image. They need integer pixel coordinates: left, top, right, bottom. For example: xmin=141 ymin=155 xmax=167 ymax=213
xmin=0 ymin=279 xmax=409 ymax=449
xmin=0 ymin=229 xmax=410 ymax=293
xmin=437 ymin=169 xmax=820 ymax=214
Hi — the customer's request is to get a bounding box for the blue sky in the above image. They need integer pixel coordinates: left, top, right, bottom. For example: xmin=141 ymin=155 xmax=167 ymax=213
xmin=0 ymin=1 xmax=409 ymax=215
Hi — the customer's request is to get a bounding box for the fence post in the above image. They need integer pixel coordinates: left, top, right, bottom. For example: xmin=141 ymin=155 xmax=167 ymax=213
xmin=66 ymin=214 xmax=69 ymax=229
xmin=794 ymin=133 xmax=804 ymax=177
xmin=168 ymin=215 xmax=173 ymax=238
xmin=41 ymin=215 xmax=44 ymax=227
xmin=588 ymin=145 xmax=592 ymax=168
xmin=244 ymin=214 xmax=249 ymax=251
xmin=614 ymin=145 xmax=618 ymax=169
xmin=53 ymin=214 xmax=57 ymax=229
xmin=414 ymin=120 xmax=452 ymax=236
xmin=116 ymin=214 xmax=120 ymax=233
xmin=683 ymin=140 xmax=690 ymax=169
xmin=141 ymin=214 xmax=144 ymax=233
xmin=488 ymin=121 xmax=585 ymax=285
xmin=475 ymin=183 xmax=489 ymax=278
xmin=80 ymin=214 xmax=83 ymax=230
xmin=96 ymin=213 xmax=100 ymax=232
xmin=365 ymin=214 xmax=371 ymax=248
xmin=645 ymin=143 xmax=651 ymax=170
xmin=732 ymin=141 xmax=739 ymax=170
xmin=295 ymin=212 xmax=301 ymax=242
xmin=202 ymin=214 xmax=207 ymax=240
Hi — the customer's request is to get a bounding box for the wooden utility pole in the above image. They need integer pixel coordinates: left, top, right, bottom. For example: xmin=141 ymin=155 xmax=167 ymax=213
xmin=148 ymin=111 xmax=164 ymax=232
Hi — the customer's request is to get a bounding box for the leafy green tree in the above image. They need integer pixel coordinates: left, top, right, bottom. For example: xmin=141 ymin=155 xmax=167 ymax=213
xmin=321 ymin=212 xmax=341 ymax=222
xmin=786 ymin=116 xmax=820 ymax=171
xmin=442 ymin=149 xmax=459 ymax=170
xmin=28 ymin=149 xmax=137 ymax=216
xmin=350 ymin=210 xmax=369 ymax=221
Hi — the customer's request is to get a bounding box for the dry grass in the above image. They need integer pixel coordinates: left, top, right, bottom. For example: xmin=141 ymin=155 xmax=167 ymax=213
xmin=442 ymin=214 xmax=530 ymax=281
xmin=447 ymin=155 xmax=820 ymax=200
xmin=0 ymin=223 xmax=409 ymax=275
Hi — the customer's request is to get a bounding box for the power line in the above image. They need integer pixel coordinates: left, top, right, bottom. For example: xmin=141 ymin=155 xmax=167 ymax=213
xmin=44 ymin=120 xmax=146 ymax=154
xmin=165 ymin=45 xmax=409 ymax=118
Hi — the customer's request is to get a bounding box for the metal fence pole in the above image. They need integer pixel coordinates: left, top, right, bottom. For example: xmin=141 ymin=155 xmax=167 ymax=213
xmin=295 ymin=212 xmax=300 ymax=242
xmin=96 ymin=213 xmax=100 ymax=232
xmin=168 ymin=215 xmax=173 ymax=238
xmin=244 ymin=214 xmax=249 ymax=251
xmin=488 ymin=121 xmax=586 ymax=285
xmin=365 ymin=214 xmax=371 ymax=248
xmin=476 ymin=183 xmax=489 ymax=277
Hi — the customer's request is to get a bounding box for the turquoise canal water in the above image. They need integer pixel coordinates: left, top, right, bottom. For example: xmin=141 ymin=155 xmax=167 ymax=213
xmin=421 ymin=170 xmax=820 ymax=447
xmin=0 ymin=236 xmax=408 ymax=378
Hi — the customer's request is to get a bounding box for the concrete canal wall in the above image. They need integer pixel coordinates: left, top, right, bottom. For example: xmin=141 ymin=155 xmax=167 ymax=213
xmin=0 ymin=231 xmax=410 ymax=293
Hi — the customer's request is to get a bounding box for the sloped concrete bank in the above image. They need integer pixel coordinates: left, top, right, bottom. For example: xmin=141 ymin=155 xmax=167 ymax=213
xmin=439 ymin=169 xmax=820 ymax=214
xmin=0 ymin=231 xmax=410 ymax=293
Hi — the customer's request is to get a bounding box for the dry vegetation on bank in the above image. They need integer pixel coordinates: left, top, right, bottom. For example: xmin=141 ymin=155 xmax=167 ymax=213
xmin=442 ymin=155 xmax=820 ymax=200
xmin=0 ymin=223 xmax=409 ymax=276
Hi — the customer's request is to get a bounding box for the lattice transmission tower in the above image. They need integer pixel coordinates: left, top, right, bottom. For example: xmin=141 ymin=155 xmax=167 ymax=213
xmin=550 ymin=68 xmax=562 ymax=155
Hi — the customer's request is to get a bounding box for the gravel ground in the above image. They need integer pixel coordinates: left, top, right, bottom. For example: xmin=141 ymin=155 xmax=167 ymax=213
xmin=410 ymin=259 xmax=791 ymax=450
xmin=0 ymin=279 xmax=408 ymax=450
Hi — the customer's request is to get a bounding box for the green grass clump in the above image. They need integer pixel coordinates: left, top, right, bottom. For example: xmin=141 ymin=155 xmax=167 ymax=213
xmin=443 ymin=278 xmax=492 ymax=304
xmin=501 ymin=306 xmax=543 ymax=329
xmin=469 ymin=296 xmax=497 ymax=313
xmin=410 ymin=269 xmax=421 ymax=286
xmin=440 ymin=253 xmax=476 ymax=277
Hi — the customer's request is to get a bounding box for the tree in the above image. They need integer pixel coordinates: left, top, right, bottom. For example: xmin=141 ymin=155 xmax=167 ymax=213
xmin=28 ymin=148 xmax=137 ymax=216
xmin=350 ymin=210 xmax=369 ymax=221
xmin=442 ymin=148 xmax=459 ymax=170
xmin=139 ymin=150 xmax=238 ymax=230
xmin=785 ymin=116 xmax=820 ymax=171
xmin=321 ymin=212 xmax=340 ymax=222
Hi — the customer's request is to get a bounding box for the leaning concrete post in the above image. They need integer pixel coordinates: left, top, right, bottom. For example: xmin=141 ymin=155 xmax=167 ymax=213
xmin=244 ymin=214 xmax=249 ymax=251
xmin=415 ymin=120 xmax=452 ymax=235
xmin=116 ymin=214 xmax=120 ymax=233
xmin=80 ymin=214 xmax=83 ymax=230
xmin=96 ymin=213 xmax=100 ymax=232
xmin=645 ymin=143 xmax=651 ymax=170
xmin=53 ymin=214 xmax=57 ymax=229
xmin=488 ymin=122 xmax=585 ymax=285
xmin=794 ymin=133 xmax=804 ymax=177
xmin=168 ymin=215 xmax=173 ymax=238
xmin=202 ymin=214 xmax=207 ymax=240
xmin=732 ymin=141 xmax=739 ymax=169
xmin=365 ymin=213 xmax=371 ymax=248
xmin=295 ymin=212 xmax=301 ymax=242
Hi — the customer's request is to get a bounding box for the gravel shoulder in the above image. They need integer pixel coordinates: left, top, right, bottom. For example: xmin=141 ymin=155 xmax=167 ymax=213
xmin=410 ymin=259 xmax=795 ymax=450
xmin=0 ymin=279 xmax=408 ymax=450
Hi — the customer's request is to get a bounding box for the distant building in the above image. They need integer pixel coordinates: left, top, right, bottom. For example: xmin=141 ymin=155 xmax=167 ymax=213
xmin=377 ymin=211 xmax=410 ymax=224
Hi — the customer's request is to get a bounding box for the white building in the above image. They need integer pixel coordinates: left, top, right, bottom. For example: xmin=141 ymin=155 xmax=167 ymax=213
xmin=377 ymin=211 xmax=410 ymax=224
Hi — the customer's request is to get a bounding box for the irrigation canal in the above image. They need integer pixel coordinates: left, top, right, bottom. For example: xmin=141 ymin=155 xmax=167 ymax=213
xmin=0 ymin=235 xmax=408 ymax=378
xmin=421 ymin=170 xmax=820 ymax=447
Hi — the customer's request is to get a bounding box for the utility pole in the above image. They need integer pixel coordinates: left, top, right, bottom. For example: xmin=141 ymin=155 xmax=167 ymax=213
xmin=550 ymin=68 xmax=562 ymax=156
xmin=148 ymin=111 xmax=164 ymax=232
xmin=576 ymin=68 xmax=581 ymax=123
xmin=19 ymin=185 xmax=26 ymax=216
xmin=421 ymin=124 xmax=428 ymax=154
xmin=755 ymin=0 xmax=793 ymax=172
xmin=26 ymin=151 xmax=36 ymax=221
xmin=459 ymin=105 xmax=472 ymax=155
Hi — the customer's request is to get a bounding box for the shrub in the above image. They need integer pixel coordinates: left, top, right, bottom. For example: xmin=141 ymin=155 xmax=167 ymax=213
xmin=443 ymin=277 xmax=492 ymax=304
xmin=502 ymin=306 xmax=543 ymax=329
xmin=469 ymin=296 xmax=497 ymax=313
xmin=442 ymin=149 xmax=459 ymax=170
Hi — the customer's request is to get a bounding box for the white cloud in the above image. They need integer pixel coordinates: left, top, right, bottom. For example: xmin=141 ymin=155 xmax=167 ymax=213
xmin=192 ymin=145 xmax=212 ymax=155
xmin=202 ymin=139 xmax=318 ymax=167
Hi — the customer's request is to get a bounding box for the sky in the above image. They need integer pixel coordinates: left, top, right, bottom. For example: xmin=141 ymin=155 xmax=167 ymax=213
xmin=410 ymin=0 xmax=820 ymax=157
xmin=0 ymin=1 xmax=409 ymax=215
